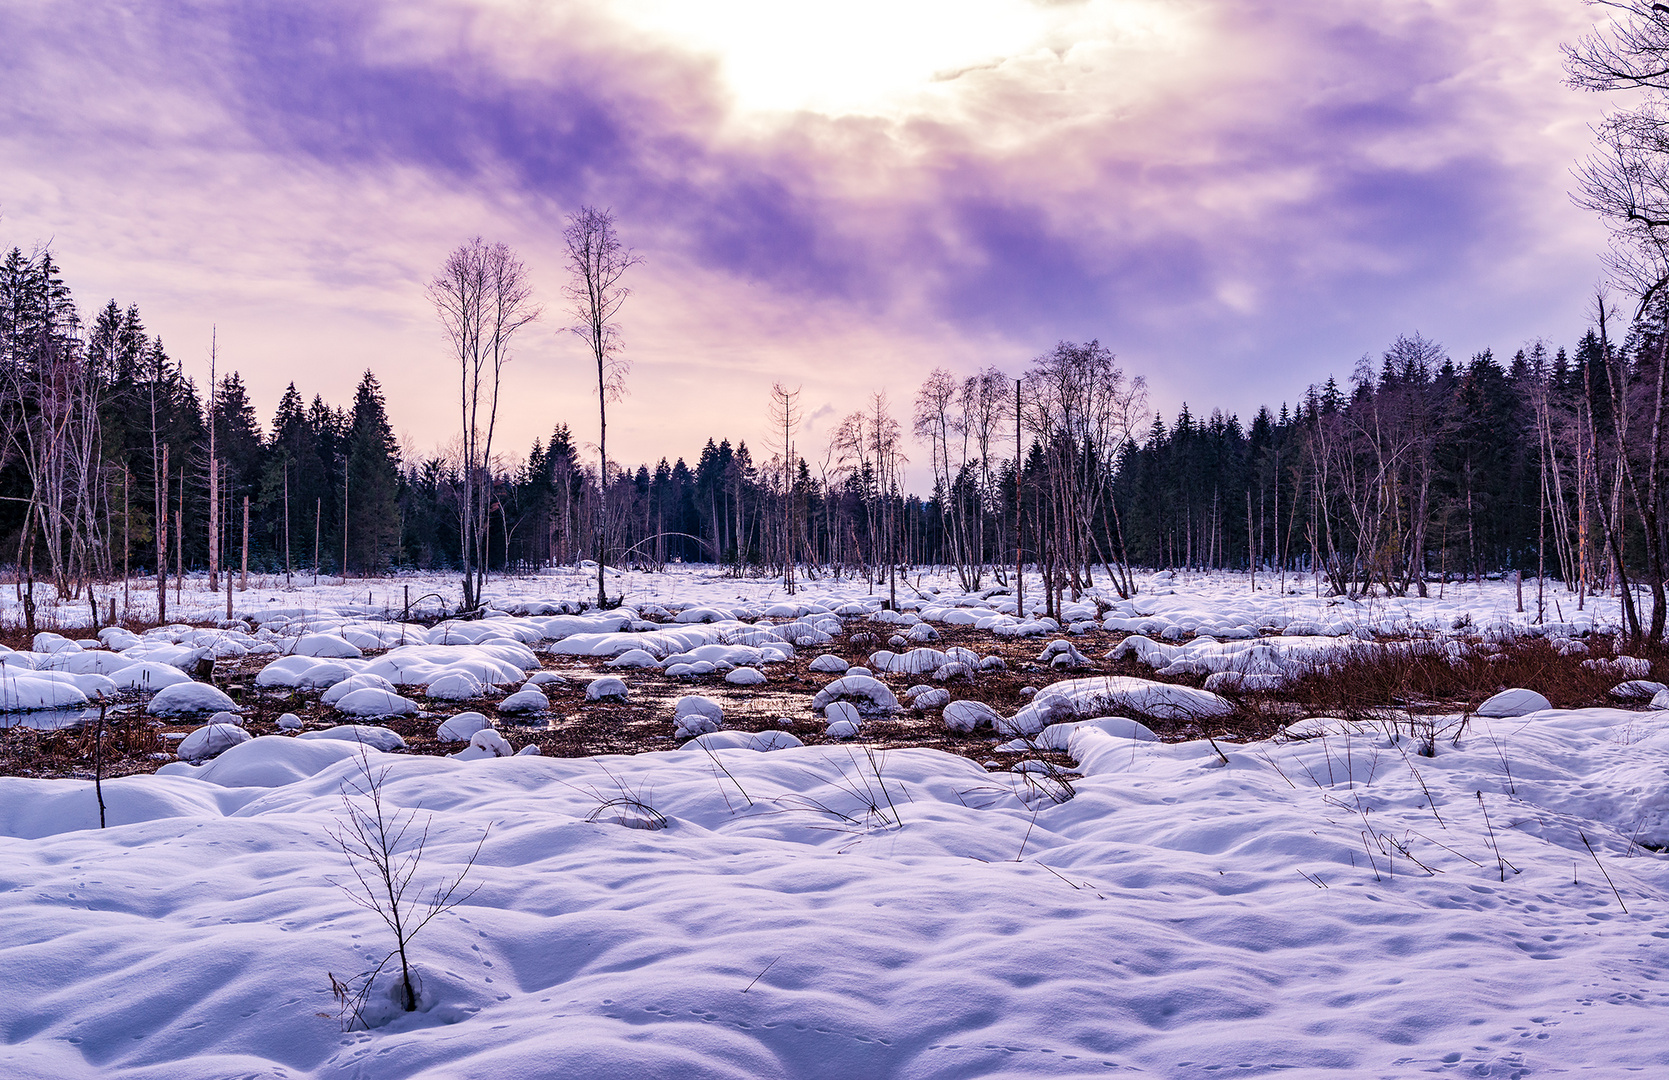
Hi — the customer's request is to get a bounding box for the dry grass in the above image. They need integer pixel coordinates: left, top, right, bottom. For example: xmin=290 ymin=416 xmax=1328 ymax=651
xmin=4 ymin=608 xmax=1663 ymax=780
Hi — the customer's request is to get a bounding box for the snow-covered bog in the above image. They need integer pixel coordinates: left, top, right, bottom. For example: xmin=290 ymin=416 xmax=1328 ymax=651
xmin=0 ymin=701 xmax=1666 ymax=1077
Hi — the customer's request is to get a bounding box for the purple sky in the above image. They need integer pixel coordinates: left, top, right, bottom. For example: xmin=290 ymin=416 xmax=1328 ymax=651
xmin=0 ymin=0 xmax=1615 ymax=474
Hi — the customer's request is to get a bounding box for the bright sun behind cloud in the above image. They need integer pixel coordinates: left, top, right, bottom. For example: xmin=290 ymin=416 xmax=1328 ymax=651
xmin=606 ymin=0 xmax=1183 ymax=119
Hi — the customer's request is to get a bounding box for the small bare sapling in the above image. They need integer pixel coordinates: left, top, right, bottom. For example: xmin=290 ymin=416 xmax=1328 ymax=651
xmin=328 ymin=748 xmax=488 ymax=1028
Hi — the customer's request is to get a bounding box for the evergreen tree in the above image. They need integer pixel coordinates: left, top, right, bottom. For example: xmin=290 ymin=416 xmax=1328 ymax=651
xmin=345 ymin=371 xmax=402 ymax=573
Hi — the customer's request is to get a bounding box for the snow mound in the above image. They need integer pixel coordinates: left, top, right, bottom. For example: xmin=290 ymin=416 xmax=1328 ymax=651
xmin=1609 ymin=679 xmax=1666 ymax=701
xmin=584 ymin=677 xmax=628 ymax=702
xmin=1003 ymin=676 xmax=1233 ymax=735
xmin=453 ymin=728 xmax=514 ymax=760
xmin=287 ymin=633 xmax=363 ymax=659
xmin=497 ymin=689 xmax=549 ymax=716
xmin=681 ymin=730 xmax=803 ymax=752
xmin=724 ymin=666 xmax=765 ymax=686
xmin=810 ymin=675 xmax=899 ymax=715
xmin=944 ymin=699 xmax=1001 ymax=732
xmin=424 ymin=671 xmax=486 ymax=700
xmin=147 ymin=681 xmax=238 ymax=716
xmin=333 ymin=687 xmax=419 ymax=718
xmin=320 ymin=673 xmax=399 ymax=707
xmin=807 ymin=654 xmax=849 ymax=674
xmin=437 ymin=712 xmax=492 ymax=742
xmin=297 ymin=724 xmax=407 ymax=751
xmin=1478 ymin=688 xmax=1552 ymax=718
xmin=176 ymin=722 xmax=251 ymax=763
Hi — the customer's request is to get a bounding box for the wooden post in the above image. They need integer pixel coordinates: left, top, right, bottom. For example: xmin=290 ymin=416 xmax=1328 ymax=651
xmin=174 ymin=489 xmax=182 ymax=608
xmin=1015 ymin=377 xmax=1023 ymax=618
xmin=313 ymin=497 xmax=321 ymax=586
xmin=283 ymin=459 xmax=291 ymax=587
xmin=122 ymin=465 xmax=130 ymax=615
xmin=157 ymin=445 xmax=168 ymax=624
xmin=343 ymin=456 xmax=349 ymax=578
xmin=241 ymin=495 xmax=249 ymax=591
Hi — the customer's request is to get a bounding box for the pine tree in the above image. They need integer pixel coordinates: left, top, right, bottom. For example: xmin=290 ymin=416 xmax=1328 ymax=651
xmin=345 ymin=371 xmax=401 ymax=573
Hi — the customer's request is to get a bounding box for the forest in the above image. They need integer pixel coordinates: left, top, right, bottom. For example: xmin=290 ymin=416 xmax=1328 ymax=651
xmin=5 ymin=238 xmax=1669 ymax=638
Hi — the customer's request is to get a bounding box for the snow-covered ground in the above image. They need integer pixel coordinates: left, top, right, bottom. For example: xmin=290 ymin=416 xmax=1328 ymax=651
xmin=1 ymin=565 xmax=1665 ymax=1077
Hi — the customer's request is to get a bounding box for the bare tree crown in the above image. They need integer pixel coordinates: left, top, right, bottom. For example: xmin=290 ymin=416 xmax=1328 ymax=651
xmin=562 ymin=207 xmax=641 ymax=404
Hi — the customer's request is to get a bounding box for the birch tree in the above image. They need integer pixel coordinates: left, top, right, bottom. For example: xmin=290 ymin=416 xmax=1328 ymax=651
xmin=428 ymin=239 xmax=539 ymax=611
xmin=562 ymin=206 xmax=641 ymax=609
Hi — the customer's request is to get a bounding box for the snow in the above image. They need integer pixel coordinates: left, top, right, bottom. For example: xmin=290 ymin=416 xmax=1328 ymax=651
xmin=809 ymin=675 xmax=899 ymax=715
xmin=497 ymin=688 xmax=550 ymax=716
xmin=1003 ymin=676 xmax=1233 ymax=734
xmin=437 ymin=711 xmax=493 ymax=742
xmin=1479 ymin=688 xmax=1553 ymax=718
xmin=288 ymin=632 xmax=365 ymax=659
xmin=584 ymin=677 xmax=629 ymax=702
xmin=174 ymin=721 xmax=251 ymax=762
xmin=943 ymin=698 xmax=1001 ymax=732
xmin=4 ymin=566 xmax=1669 ymax=1076
xmin=145 ymin=681 xmax=239 ymax=716
xmin=453 ymin=727 xmax=514 ymax=760
xmin=332 ymin=687 xmax=420 ymax=719
xmin=297 ymin=724 xmax=408 ymax=752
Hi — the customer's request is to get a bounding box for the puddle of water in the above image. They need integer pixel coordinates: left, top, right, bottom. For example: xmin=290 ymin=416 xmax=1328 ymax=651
xmin=0 ymin=708 xmax=106 ymax=731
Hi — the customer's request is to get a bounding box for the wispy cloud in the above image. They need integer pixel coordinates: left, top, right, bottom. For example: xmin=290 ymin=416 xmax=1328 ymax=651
xmin=0 ymin=0 xmax=1611 ymax=468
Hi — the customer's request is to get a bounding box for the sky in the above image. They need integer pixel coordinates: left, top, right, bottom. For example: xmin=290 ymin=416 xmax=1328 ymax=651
xmin=0 ymin=0 xmax=1621 ymax=477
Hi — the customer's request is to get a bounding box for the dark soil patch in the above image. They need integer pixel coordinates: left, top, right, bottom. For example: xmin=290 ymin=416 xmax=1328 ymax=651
xmin=6 ymin=614 xmax=1663 ymax=781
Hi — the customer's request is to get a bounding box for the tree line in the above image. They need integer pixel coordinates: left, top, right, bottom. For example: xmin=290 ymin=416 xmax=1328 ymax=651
xmin=9 ymin=228 xmax=1669 ymax=634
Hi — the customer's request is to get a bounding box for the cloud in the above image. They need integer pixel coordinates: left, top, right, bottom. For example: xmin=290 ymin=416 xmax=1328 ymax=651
xmin=0 ymin=0 xmax=1615 ymax=475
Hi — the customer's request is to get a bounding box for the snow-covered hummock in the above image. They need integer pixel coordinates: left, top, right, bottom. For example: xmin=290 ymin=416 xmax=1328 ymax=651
xmin=824 ymin=717 xmax=861 ymax=740
xmin=681 ymin=729 xmax=803 ymax=752
xmin=333 ymin=688 xmax=419 ymax=719
xmin=810 ymin=675 xmax=899 ymax=715
xmin=320 ymin=673 xmax=399 ymax=707
xmin=1038 ymin=638 xmax=1093 ymax=669
xmin=297 ymin=725 xmax=407 ymax=752
xmin=146 ymin=681 xmax=238 ymax=716
xmin=286 ymin=632 xmax=364 ymax=659
xmin=424 ymin=671 xmax=486 ymax=700
xmin=906 ymin=686 xmax=950 ymax=710
xmin=497 ymin=688 xmax=549 ymax=716
xmin=437 ymin=712 xmax=492 ymax=742
xmin=1002 ymin=676 xmax=1233 ymax=735
xmin=1478 ymin=688 xmax=1553 ymax=718
xmin=583 ymin=677 xmax=628 ymax=703
xmin=944 ymin=698 xmax=1001 ymax=732
xmin=673 ymin=695 xmax=723 ymax=739
xmin=0 ymin=673 xmax=89 ymax=712
xmin=724 ymin=667 xmax=765 ymax=686
xmin=174 ymin=721 xmax=250 ymax=762
xmin=1610 ymin=679 xmax=1666 ymax=701
xmin=452 ymin=728 xmax=513 ymax=760
xmin=807 ymin=654 xmax=849 ymax=674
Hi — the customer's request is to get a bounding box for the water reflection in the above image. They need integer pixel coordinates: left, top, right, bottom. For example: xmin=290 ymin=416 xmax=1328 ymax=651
xmin=0 ymin=708 xmax=107 ymax=731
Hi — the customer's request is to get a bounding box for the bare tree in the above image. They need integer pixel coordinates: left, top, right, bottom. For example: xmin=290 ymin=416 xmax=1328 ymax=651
xmin=562 ymin=206 xmax=642 ymax=609
xmin=428 ymin=239 xmax=540 ymax=611
xmin=329 ymin=747 xmax=488 ymax=1026
xmin=770 ymin=383 xmax=802 ymax=594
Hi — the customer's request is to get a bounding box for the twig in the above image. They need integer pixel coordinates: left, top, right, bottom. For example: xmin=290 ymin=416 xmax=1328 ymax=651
xmin=742 ymin=956 xmax=780 ymax=993
xmin=1580 ymin=830 xmax=1628 ymax=913
xmin=1015 ymin=806 xmax=1040 ymax=861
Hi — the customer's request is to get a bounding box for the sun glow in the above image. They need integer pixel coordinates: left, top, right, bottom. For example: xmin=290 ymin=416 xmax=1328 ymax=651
xmin=607 ymin=0 xmax=1184 ymax=119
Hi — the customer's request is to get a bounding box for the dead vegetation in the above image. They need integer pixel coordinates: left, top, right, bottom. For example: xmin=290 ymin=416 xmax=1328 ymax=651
xmin=3 ymin=615 xmax=1663 ymax=780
